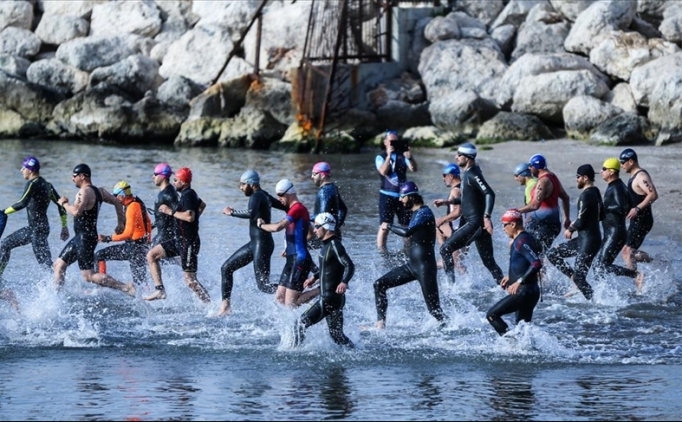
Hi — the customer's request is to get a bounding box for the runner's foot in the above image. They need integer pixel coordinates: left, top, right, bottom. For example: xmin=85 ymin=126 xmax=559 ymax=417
xmin=635 ymin=271 xmax=645 ymax=292
xmin=124 ymin=283 xmax=136 ymax=298
xmin=217 ymin=300 xmax=232 ymax=317
xmin=144 ymin=287 xmax=167 ymax=301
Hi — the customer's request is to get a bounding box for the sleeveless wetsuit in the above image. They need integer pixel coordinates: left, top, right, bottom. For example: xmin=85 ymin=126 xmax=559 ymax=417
xmin=152 ymin=184 xmax=179 ymax=247
xmin=95 ymin=196 xmax=152 ymax=285
xmin=626 ymin=170 xmax=654 ymax=249
xmin=594 ymin=179 xmax=637 ymax=279
xmin=547 ymin=186 xmax=603 ymax=300
xmin=59 ymin=185 xmax=102 ymax=271
xmin=0 ymin=176 xmax=67 ymax=277
xmin=161 ymin=187 xmax=201 ymax=273
xmin=221 ymin=189 xmax=285 ymax=300
xmin=376 ymin=152 xmax=412 ymax=226
xmin=527 ymin=172 xmax=562 ymax=254
xmin=374 ymin=205 xmax=445 ymax=324
xmin=278 ymin=202 xmax=314 ymax=292
xmin=296 ymin=236 xmax=354 ymax=347
xmin=486 ymin=231 xmax=542 ymax=335
xmin=440 ymin=165 xmax=504 ymax=285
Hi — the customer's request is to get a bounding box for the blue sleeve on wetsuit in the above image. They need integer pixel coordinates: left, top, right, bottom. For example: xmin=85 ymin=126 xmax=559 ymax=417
xmin=388 ymin=206 xmax=431 ymax=237
xmin=515 ymin=234 xmax=542 ymax=284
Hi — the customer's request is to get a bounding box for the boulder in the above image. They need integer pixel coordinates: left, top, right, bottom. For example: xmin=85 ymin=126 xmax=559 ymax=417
xmin=0 ymin=70 xmax=64 ymax=125
xmin=589 ymin=31 xmax=652 ymax=81
xmin=511 ymin=6 xmax=570 ymax=63
xmin=455 ymin=0 xmax=505 ymax=27
xmin=490 ymin=0 xmax=546 ymax=30
xmin=401 ymin=126 xmax=464 ymax=148
xmin=629 ymin=53 xmax=682 ymax=107
xmin=187 ymin=75 xmax=253 ymax=120
xmin=476 ymin=111 xmax=553 ymax=142
xmin=407 ymin=17 xmax=431 ymax=75
xmin=563 ymin=95 xmax=623 ymax=139
xmin=34 ymin=14 xmax=89 ymax=45
xmin=512 ymin=69 xmax=610 ymax=123
xmin=41 ymin=1 xmax=105 ymax=19
xmin=589 ymin=113 xmax=652 ymax=146
xmin=490 ymin=24 xmax=516 ymax=58
xmin=648 ymin=72 xmax=682 ymax=145
xmin=548 ymin=0 xmax=598 ymax=22
xmin=429 ymin=89 xmax=499 ymax=136
xmin=159 ymin=26 xmax=233 ymax=87
xmin=89 ymin=54 xmax=160 ymax=99
xmin=156 ymin=75 xmax=204 ymax=109
xmin=174 ymin=117 xmax=224 ymax=146
xmin=244 ymin=76 xmax=294 ymax=125
xmin=26 ymin=58 xmax=89 ymax=94
xmin=424 ymin=15 xmax=460 ymax=43
xmin=56 ymin=34 xmax=152 ymax=72
xmin=90 ymin=0 xmax=162 ymax=38
xmin=0 ymin=1 xmax=33 ymax=31
xmin=603 ymin=83 xmax=638 ymax=113
xmin=564 ymin=0 xmax=637 ymax=55
xmin=0 ymin=27 xmax=41 ymax=58
xmin=659 ymin=3 xmax=682 ymax=44
xmin=0 ymin=108 xmax=42 ymax=138
xmin=218 ymin=105 xmax=287 ymax=149
xmin=0 ymin=54 xmax=30 ymax=78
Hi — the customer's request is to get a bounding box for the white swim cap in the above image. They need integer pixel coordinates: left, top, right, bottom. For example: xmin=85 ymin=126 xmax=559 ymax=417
xmin=275 ymin=179 xmax=296 ymax=195
xmin=314 ymin=212 xmax=336 ymax=231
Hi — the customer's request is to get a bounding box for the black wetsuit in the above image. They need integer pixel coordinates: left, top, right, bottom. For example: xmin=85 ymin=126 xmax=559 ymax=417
xmin=296 ymin=235 xmax=355 ymax=347
xmin=0 ymin=176 xmax=67 ymax=277
xmin=547 ymin=186 xmax=603 ymax=300
xmin=440 ymin=165 xmax=504 ymax=284
xmin=161 ymin=187 xmax=202 ymax=273
xmin=152 ymin=184 xmax=179 ymax=247
xmin=59 ymin=186 xmax=102 ymax=271
xmin=626 ymin=170 xmax=654 ymax=249
xmin=311 ymin=182 xmax=348 ymax=243
xmin=487 ymin=231 xmax=542 ymax=335
xmin=594 ymin=179 xmax=637 ymax=279
xmin=374 ymin=205 xmax=445 ymax=324
xmin=221 ymin=189 xmax=285 ymax=300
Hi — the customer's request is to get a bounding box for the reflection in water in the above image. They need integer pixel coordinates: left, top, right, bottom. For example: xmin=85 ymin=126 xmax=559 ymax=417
xmin=574 ymin=375 xmax=652 ymax=419
xmin=76 ymin=369 xmax=110 ymax=420
xmin=487 ymin=370 xmax=537 ymax=420
xmin=319 ymin=366 xmax=355 ymax=420
xmin=413 ymin=375 xmax=443 ymax=411
xmin=155 ymin=376 xmax=200 ymax=420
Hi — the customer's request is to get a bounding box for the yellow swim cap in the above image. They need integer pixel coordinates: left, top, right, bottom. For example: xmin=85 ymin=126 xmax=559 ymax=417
xmin=602 ymin=158 xmax=620 ymax=171
xmin=112 ymin=181 xmax=132 ymax=196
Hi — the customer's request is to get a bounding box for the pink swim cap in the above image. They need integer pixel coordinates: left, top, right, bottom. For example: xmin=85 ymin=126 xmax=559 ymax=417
xmin=312 ymin=161 xmax=331 ymax=175
xmin=154 ymin=162 xmax=172 ymax=177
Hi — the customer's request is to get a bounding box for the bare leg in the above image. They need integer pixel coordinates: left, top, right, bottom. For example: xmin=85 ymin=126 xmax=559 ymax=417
xmin=635 ymin=271 xmax=645 ymax=292
xmin=377 ymin=226 xmax=388 ymax=253
xmin=292 ymin=287 xmax=319 ymax=307
xmin=376 ymin=320 xmax=385 ymax=329
xmin=184 ymin=271 xmax=210 ymax=303
xmin=622 ymin=245 xmax=636 ymax=271
xmin=53 ymin=258 xmax=68 ymax=290
xmin=144 ymin=245 xmax=167 ymax=301
xmin=84 ymin=270 xmax=136 ymax=297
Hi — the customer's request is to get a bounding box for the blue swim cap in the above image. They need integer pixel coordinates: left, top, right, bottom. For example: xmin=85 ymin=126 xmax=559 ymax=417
xmin=442 ymin=163 xmax=460 ymax=177
xmin=457 ymin=143 xmax=477 ymax=158
xmin=240 ymin=169 xmax=260 ymax=185
xmin=619 ymin=148 xmax=637 ymax=162
xmin=514 ymin=162 xmax=531 ymax=177
xmin=528 ymin=154 xmax=547 ymax=170
xmin=400 ymin=181 xmax=419 ymax=197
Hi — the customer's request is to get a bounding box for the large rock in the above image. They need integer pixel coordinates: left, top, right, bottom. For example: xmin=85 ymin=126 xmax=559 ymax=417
xmin=0 ymin=27 xmax=41 ymax=58
xmin=629 ymin=53 xmax=682 ymax=107
xmin=490 ymin=0 xmax=545 ymax=30
xmin=564 ymin=0 xmax=637 ymax=55
xmin=0 ymin=70 xmax=64 ymax=125
xmin=0 ymin=1 xmax=33 ymax=31
xmin=193 ymin=0 xmax=259 ymax=42
xmin=424 ymin=14 xmax=460 ymax=43
xmin=548 ymin=0 xmax=599 ymax=22
xmin=0 ymin=54 xmax=30 ymax=78
xmin=511 ymin=4 xmax=570 ymax=62
xmin=563 ymin=95 xmax=623 ymax=139
xmin=40 ymin=1 xmax=106 ymax=19
xmin=419 ymin=38 xmax=507 ymax=103
xmin=512 ymin=69 xmax=610 ymax=123
xmin=659 ymin=3 xmax=682 ymax=44
xmin=0 ymin=108 xmax=42 ymax=138
xmin=26 ymin=58 xmax=89 ymax=94
xmin=34 ymin=14 xmax=89 ymax=45
xmin=589 ymin=113 xmax=652 ymax=146
xmin=367 ymin=72 xmax=429 ymax=130
xmin=174 ymin=117 xmax=225 ymax=147
xmin=218 ymin=106 xmax=287 ymax=149
xmin=490 ymin=24 xmax=516 ymax=58
xmin=156 ymin=75 xmax=203 ymax=109
xmin=408 ymin=17 xmax=431 ymax=75
xmin=603 ymin=82 xmax=638 ymax=113
xmin=89 ymin=54 xmax=160 ymax=98
xmin=401 ymin=126 xmax=464 ymax=148
xmin=648 ymin=72 xmax=682 ymax=145
xmin=187 ymin=75 xmax=253 ymax=120
xmin=476 ymin=111 xmax=553 ymax=142
xmin=56 ymin=34 xmax=151 ymax=72
xmin=244 ymin=76 xmax=294 ymax=125
xmin=589 ymin=31 xmax=653 ymax=81
xmin=159 ymin=26 xmax=233 ymax=87
xmin=429 ymin=89 xmax=499 ymax=136
xmin=455 ymin=0 xmax=505 ymax=26
xmin=90 ymin=0 xmax=162 ymax=38
xmin=496 ymin=53 xmax=610 ymax=109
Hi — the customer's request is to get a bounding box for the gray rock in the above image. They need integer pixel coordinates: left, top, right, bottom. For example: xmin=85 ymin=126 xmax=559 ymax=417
xmin=41 ymin=1 xmax=104 ymax=19
xmin=603 ymin=83 xmax=638 ymax=113
xmin=630 ymin=17 xmax=662 ymax=39
xmin=0 ymin=108 xmax=42 ymax=138
xmin=0 ymin=1 xmax=33 ymax=31
xmin=563 ymin=95 xmax=622 ymax=139
xmin=429 ymin=89 xmax=499 ymax=136
xmin=244 ymin=77 xmax=294 ymax=125
xmin=423 ymin=15 xmax=460 ymax=43
xmin=564 ymin=0 xmax=637 ymax=55
xmin=490 ymin=0 xmax=546 ymax=30
xmin=218 ymin=106 xmax=287 ymax=149
xmin=188 ymin=75 xmax=252 ymax=120
xmin=0 ymin=54 xmax=30 ymax=78
xmin=660 ymin=3 xmax=682 ymax=43
xmin=511 ymin=20 xmax=570 ymax=63
xmin=490 ymin=25 xmax=516 ymax=58
xmin=548 ymin=0 xmax=598 ymax=22
xmin=0 ymin=70 xmax=64 ymax=125
xmin=26 ymin=58 xmax=89 ymax=94
xmin=89 ymin=54 xmax=160 ymax=98
xmin=174 ymin=117 xmax=224 ymax=146
xmin=56 ymin=35 xmax=143 ymax=72
xmin=629 ymin=52 xmax=682 ymax=107
xmin=90 ymin=0 xmax=162 ymax=38
xmin=0 ymin=26 xmax=41 ymax=58
xmin=589 ymin=113 xmax=651 ymax=146
xmin=589 ymin=31 xmax=652 ymax=81
xmin=157 ymin=75 xmax=203 ymax=109
xmin=34 ymin=14 xmax=89 ymax=45
xmin=476 ymin=111 xmax=553 ymax=142
xmin=648 ymin=72 xmax=682 ymax=145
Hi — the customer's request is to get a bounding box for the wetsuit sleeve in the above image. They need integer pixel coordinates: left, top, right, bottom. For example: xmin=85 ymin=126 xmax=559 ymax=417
xmin=337 ymin=189 xmax=348 ymax=226
xmin=388 ymin=207 xmax=428 ymax=237
xmin=331 ymin=239 xmax=354 ymax=285
xmin=570 ymin=192 xmax=588 ymax=231
xmin=4 ymin=180 xmax=34 ymax=215
xmin=112 ymin=202 xmax=145 ymax=241
xmin=48 ymin=182 xmax=68 ymax=228
xmin=472 ymin=171 xmax=496 ymax=216
xmin=267 ymin=192 xmax=287 ymax=211
xmin=231 ymin=195 xmax=254 ymax=219
xmin=516 ymin=237 xmax=542 ymax=284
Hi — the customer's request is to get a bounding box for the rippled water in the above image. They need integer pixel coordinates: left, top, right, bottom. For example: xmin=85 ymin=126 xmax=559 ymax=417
xmin=0 ymin=139 xmax=680 ymax=420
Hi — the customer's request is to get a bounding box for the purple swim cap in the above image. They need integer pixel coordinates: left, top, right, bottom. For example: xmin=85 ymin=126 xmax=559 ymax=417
xmin=22 ymin=156 xmax=40 ymax=172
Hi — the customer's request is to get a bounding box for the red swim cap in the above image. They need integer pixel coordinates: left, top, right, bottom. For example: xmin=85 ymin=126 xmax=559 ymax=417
xmin=501 ymin=209 xmax=522 ymax=223
xmin=175 ymin=167 xmax=192 ymax=184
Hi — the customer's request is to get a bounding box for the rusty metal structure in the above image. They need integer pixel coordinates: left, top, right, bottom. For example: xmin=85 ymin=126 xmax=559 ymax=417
xmin=293 ymin=0 xmax=394 ymax=151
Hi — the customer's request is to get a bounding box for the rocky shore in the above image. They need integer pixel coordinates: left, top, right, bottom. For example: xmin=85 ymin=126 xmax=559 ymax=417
xmin=1 ymin=0 xmax=681 ymax=151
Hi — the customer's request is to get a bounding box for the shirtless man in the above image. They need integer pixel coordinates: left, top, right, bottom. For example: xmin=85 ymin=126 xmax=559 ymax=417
xmin=435 ymin=163 xmax=465 ymax=274
xmin=619 ymin=148 xmax=658 ymax=271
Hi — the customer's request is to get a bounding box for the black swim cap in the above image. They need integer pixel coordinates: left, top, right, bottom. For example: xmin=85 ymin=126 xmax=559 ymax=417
xmin=619 ymin=148 xmax=637 ymax=162
xmin=73 ymin=163 xmax=91 ymax=177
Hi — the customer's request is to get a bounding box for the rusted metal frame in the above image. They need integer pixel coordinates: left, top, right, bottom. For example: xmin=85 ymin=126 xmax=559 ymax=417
xmin=314 ymin=0 xmax=349 ymax=153
xmin=210 ymin=0 xmax=270 ymax=86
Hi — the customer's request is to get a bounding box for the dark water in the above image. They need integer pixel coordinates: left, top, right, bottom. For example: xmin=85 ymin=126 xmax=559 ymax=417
xmin=0 ymin=139 xmax=680 ymax=420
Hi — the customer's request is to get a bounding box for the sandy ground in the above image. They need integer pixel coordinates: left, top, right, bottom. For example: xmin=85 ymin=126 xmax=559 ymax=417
xmin=419 ymin=138 xmax=682 ymax=244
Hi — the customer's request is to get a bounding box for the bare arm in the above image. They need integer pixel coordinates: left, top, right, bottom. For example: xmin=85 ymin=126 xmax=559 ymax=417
xmin=58 ymin=186 xmax=95 ymax=217
xmin=258 ymin=217 xmax=290 ymax=233
xmin=403 ymin=149 xmax=417 ymax=172
xmin=158 ymin=204 xmax=195 ymax=223
xmin=436 ymin=187 xmax=461 ymax=227
xmin=517 ymin=177 xmax=548 ymax=213
xmin=100 ymin=188 xmax=125 ymax=230
xmin=628 ymin=172 xmax=658 ymax=219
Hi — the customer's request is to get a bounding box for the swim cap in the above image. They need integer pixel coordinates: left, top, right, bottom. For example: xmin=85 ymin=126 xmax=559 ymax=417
xmin=576 ymin=164 xmax=595 ymax=180
xmin=619 ymin=148 xmax=637 ymax=162
xmin=528 ymin=154 xmax=547 ymax=169
xmin=385 ymin=130 xmax=399 ymax=140
xmin=442 ymin=163 xmax=460 ymax=177
xmin=501 ymin=209 xmax=523 ymax=224
xmin=73 ymin=163 xmax=91 ymax=177
xmin=399 ymin=181 xmax=419 ymax=197
xmin=514 ymin=162 xmax=531 ymax=177
xmin=240 ymin=169 xmax=260 ymax=185
xmin=314 ymin=212 xmax=336 ymax=231
xmin=154 ymin=162 xmax=172 ymax=177
xmin=112 ymin=181 xmax=132 ymax=196
xmin=175 ymin=167 xmax=192 ymax=184
xmin=457 ymin=143 xmax=477 ymax=158
xmin=276 ymin=179 xmax=296 ymax=195
xmin=22 ymin=156 xmax=40 ymax=172
xmin=312 ymin=161 xmax=331 ymax=176
xmin=602 ymin=158 xmax=620 ymax=171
